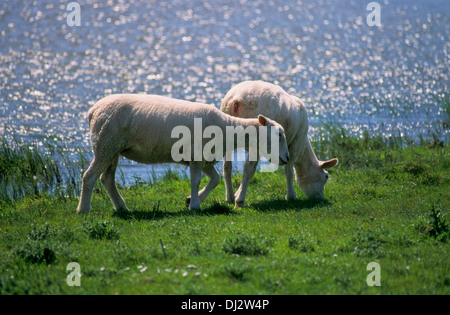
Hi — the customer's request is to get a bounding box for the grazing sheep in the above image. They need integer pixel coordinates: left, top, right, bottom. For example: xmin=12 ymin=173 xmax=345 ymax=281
xmin=221 ymin=80 xmax=338 ymax=207
xmin=77 ymin=94 xmax=289 ymax=214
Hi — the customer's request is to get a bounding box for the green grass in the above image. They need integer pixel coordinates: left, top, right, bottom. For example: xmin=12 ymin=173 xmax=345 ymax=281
xmin=0 ymin=137 xmax=88 ymax=203
xmin=0 ymin=134 xmax=449 ymax=294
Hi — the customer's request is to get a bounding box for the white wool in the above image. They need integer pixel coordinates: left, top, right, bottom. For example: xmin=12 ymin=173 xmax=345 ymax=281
xmin=221 ymin=80 xmax=338 ymax=206
xmin=77 ymin=94 xmax=289 ymax=213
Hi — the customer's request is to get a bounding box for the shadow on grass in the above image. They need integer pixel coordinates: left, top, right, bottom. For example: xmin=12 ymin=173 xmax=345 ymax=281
xmin=113 ymin=197 xmax=331 ymax=221
xmin=249 ymin=197 xmax=332 ymax=212
xmin=113 ymin=201 xmax=238 ymax=221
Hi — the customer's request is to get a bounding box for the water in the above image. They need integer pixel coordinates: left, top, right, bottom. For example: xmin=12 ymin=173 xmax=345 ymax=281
xmin=1 ymin=0 xmax=449 ymax=182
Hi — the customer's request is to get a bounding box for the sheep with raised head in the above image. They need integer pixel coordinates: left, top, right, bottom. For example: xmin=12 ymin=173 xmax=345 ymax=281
xmin=77 ymin=94 xmax=289 ymax=213
xmin=221 ymin=80 xmax=338 ymax=207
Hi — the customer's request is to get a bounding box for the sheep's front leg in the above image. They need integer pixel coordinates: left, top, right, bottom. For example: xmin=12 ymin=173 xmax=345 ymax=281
xmin=235 ymin=157 xmax=258 ymax=208
xmin=198 ymin=165 xmax=220 ymax=203
xmin=285 ymin=160 xmax=297 ymax=201
xmin=186 ymin=165 xmax=220 ymax=207
xmin=188 ymin=162 xmax=202 ymax=210
xmin=223 ymin=158 xmax=235 ymax=204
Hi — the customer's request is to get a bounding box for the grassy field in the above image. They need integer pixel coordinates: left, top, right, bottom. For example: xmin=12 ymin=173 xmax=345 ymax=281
xmin=0 ymin=130 xmax=449 ymax=295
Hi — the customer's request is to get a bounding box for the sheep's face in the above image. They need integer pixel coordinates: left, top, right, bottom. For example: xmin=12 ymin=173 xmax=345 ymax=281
xmin=257 ymin=115 xmax=290 ymax=166
xmin=296 ymin=159 xmax=338 ymax=199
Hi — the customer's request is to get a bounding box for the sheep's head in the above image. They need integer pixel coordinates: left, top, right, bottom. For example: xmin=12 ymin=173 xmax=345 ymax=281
xmin=257 ymin=115 xmax=290 ymax=166
xmin=295 ymin=159 xmax=338 ymax=199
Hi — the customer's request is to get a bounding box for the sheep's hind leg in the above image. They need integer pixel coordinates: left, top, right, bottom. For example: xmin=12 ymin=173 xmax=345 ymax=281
xmin=284 ymin=161 xmax=297 ymax=201
xmin=223 ymin=159 xmax=235 ymax=204
xmin=186 ymin=163 xmax=202 ymax=210
xmin=235 ymin=157 xmax=258 ymax=208
xmin=77 ymin=157 xmax=110 ymax=214
xmin=100 ymin=155 xmax=128 ymax=212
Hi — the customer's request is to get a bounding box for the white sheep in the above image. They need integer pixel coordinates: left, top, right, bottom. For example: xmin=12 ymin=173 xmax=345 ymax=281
xmin=220 ymin=80 xmax=338 ymax=207
xmin=77 ymin=94 xmax=289 ymax=213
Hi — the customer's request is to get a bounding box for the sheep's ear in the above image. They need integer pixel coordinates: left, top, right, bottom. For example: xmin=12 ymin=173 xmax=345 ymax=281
xmin=258 ymin=115 xmax=267 ymax=126
xmin=320 ymin=158 xmax=338 ymax=169
xmin=232 ymin=101 xmax=242 ymax=116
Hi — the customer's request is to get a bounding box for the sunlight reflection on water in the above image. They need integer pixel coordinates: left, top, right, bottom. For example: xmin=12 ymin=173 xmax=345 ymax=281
xmin=0 ymin=0 xmax=448 ymax=180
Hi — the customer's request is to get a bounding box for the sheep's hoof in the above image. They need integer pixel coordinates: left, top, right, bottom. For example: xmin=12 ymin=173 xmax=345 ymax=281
xmin=235 ymin=200 xmax=245 ymax=208
xmin=185 ymin=196 xmax=191 ymax=207
xmin=285 ymin=194 xmax=297 ymax=201
xmin=226 ymin=196 xmax=235 ymax=205
xmin=186 ymin=196 xmax=201 ymax=210
xmin=115 ymin=207 xmax=129 ymax=213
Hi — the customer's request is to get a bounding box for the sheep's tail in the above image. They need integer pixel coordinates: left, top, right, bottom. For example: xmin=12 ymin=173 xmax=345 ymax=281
xmin=87 ymin=106 xmax=97 ymax=128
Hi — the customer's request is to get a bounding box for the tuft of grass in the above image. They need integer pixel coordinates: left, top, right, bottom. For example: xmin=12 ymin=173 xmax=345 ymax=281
xmin=287 ymin=234 xmax=315 ymax=253
xmin=83 ymin=219 xmax=120 ymax=240
xmin=162 ymin=168 xmax=182 ymax=182
xmin=223 ymin=234 xmax=272 ymax=256
xmin=312 ymin=122 xmax=409 ymax=170
xmin=402 ymin=161 xmax=426 ymax=176
xmin=16 ymin=241 xmax=57 ymax=265
xmin=427 ymin=204 xmax=449 ymax=243
xmin=28 ymin=224 xmax=56 ymax=241
xmin=351 ymin=228 xmax=386 ymax=258
xmin=224 ymin=262 xmax=251 ymax=282
xmin=0 ymin=137 xmax=87 ymax=203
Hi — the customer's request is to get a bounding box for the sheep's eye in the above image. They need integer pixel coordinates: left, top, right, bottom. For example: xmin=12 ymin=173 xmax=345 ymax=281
xmin=325 ymin=173 xmax=329 ymax=180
